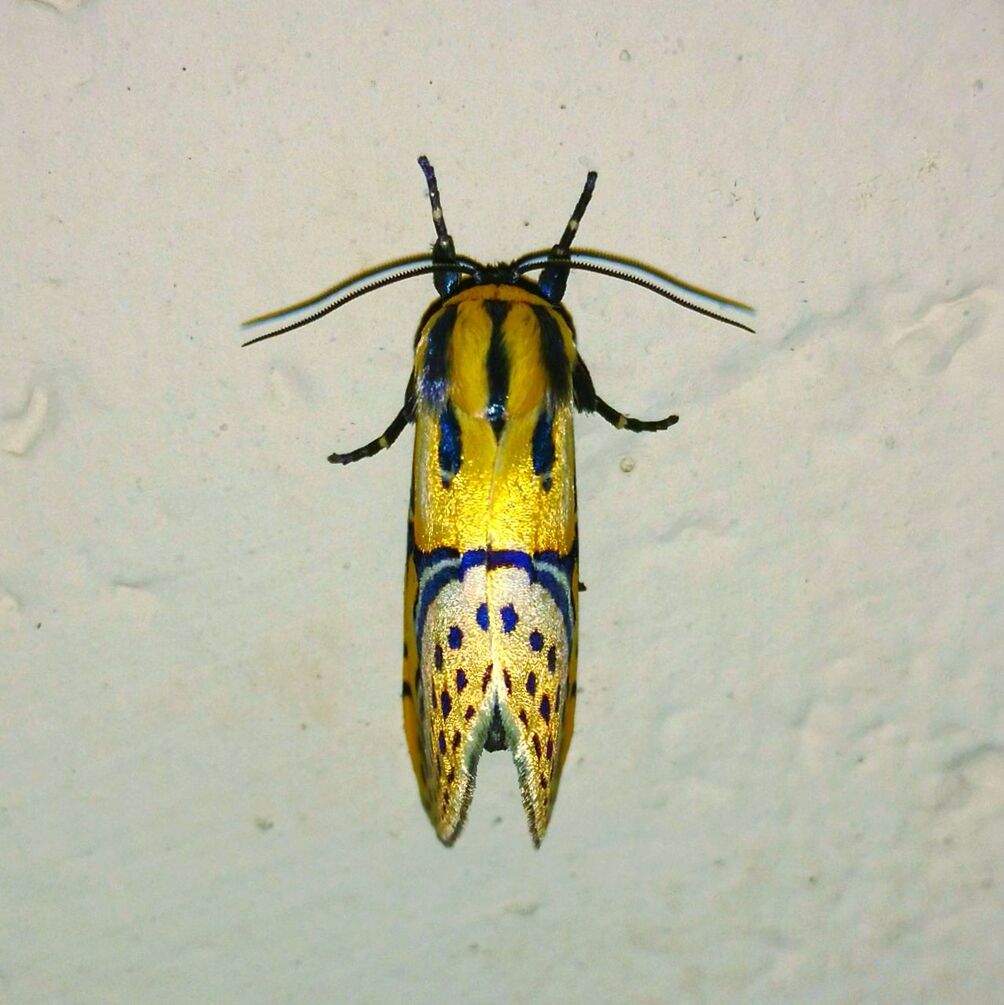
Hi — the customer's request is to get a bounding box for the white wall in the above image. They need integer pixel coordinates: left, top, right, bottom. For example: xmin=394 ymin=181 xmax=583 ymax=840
xmin=4 ymin=2 xmax=1001 ymax=1002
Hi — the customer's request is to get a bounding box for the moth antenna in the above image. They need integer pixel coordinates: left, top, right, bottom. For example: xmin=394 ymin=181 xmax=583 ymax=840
xmin=562 ymin=260 xmax=755 ymax=334
xmin=418 ymin=155 xmax=454 ymax=254
xmin=241 ymin=260 xmax=476 ymax=347
xmin=514 ymin=248 xmax=756 ymax=334
xmin=554 ymin=170 xmax=597 ymax=255
xmin=418 ymin=155 xmax=463 ymax=296
xmin=539 ymin=169 xmax=597 ymax=303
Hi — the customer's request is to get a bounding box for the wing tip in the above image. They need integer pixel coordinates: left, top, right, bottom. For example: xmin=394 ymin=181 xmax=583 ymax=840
xmin=512 ymin=741 xmax=554 ymax=848
xmin=426 ymin=705 xmax=496 ymax=846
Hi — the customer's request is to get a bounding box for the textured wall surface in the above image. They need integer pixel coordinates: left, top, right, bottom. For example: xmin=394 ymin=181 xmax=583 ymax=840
xmin=4 ymin=2 xmax=1002 ymax=1002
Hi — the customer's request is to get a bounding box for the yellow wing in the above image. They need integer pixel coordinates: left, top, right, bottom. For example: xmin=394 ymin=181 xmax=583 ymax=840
xmin=485 ymin=401 xmax=579 ymax=845
xmin=402 ymin=286 xmax=580 ymax=845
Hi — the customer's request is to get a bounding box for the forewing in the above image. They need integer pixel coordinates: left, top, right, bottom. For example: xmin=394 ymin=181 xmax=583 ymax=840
xmin=403 ymin=361 xmax=498 ymax=844
xmin=488 ymin=402 xmax=579 ymax=844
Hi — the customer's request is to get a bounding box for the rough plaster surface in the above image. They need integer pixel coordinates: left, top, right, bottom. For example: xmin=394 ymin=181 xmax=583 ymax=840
xmin=3 ymin=2 xmax=1002 ymax=1002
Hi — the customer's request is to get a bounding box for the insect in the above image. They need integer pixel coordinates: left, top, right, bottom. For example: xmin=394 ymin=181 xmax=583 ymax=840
xmin=243 ymin=157 xmax=754 ymax=846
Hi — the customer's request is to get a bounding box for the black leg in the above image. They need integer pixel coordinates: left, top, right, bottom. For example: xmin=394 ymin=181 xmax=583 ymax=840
xmin=573 ymin=356 xmax=678 ymax=433
xmin=593 ymin=395 xmax=678 ymax=432
xmin=328 ymin=378 xmax=415 ymax=464
xmin=328 ymin=406 xmax=410 ymax=464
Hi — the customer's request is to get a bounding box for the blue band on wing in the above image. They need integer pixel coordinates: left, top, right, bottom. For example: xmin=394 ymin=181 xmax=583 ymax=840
xmin=413 ymin=547 xmax=575 ymax=651
xmin=490 ymin=550 xmax=575 ymax=644
xmin=460 ymin=549 xmax=487 ymax=573
xmin=414 ymin=554 xmax=461 ymax=649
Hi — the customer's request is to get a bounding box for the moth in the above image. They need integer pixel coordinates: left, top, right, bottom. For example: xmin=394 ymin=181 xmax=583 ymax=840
xmin=244 ymin=157 xmax=754 ymax=845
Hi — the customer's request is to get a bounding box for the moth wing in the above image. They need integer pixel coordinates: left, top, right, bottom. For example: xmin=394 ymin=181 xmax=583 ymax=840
xmin=403 ymin=409 xmax=498 ymax=845
xmin=488 ymin=402 xmax=579 ymax=845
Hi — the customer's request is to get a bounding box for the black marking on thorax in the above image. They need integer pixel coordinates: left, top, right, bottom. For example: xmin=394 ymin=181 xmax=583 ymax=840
xmin=420 ymin=305 xmax=457 ymax=407
xmin=532 ymin=305 xmax=572 ymax=403
xmin=421 ymin=294 xmax=576 ymax=491
xmin=484 ymin=300 xmax=511 ymax=439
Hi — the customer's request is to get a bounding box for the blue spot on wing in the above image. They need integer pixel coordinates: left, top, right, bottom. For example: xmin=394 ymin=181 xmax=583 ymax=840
xmin=539 ymin=694 xmax=551 ymax=722
xmin=500 ymin=604 xmax=519 ymax=633
xmin=412 ymin=547 xmax=575 ymax=651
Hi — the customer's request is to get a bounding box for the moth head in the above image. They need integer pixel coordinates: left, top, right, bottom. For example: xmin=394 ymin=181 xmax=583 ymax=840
xmin=418 ymin=155 xmax=596 ymax=307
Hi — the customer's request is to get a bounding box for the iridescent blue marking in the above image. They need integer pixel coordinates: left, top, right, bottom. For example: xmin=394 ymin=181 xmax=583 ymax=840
xmin=438 ymin=405 xmax=461 ymax=483
xmin=413 ymin=550 xmax=462 ymax=650
xmin=539 ymin=694 xmax=551 ymax=722
xmin=501 ymin=604 xmax=518 ymax=633
xmin=461 ymin=550 xmax=486 ymax=573
xmin=476 ymin=603 xmax=489 ymax=630
xmin=531 ymin=407 xmax=555 ymax=490
xmin=413 ymin=546 xmax=576 ymax=650
xmin=529 ymin=630 xmax=544 ymax=652
xmin=419 ymin=306 xmax=456 ymax=406
xmin=448 ymin=625 xmax=463 ymax=649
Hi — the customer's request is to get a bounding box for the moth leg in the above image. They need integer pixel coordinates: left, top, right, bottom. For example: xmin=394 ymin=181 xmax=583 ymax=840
xmin=593 ymin=394 xmax=678 ymax=432
xmin=572 ymin=355 xmax=678 ymax=433
xmin=328 ymin=379 xmax=415 ymax=464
